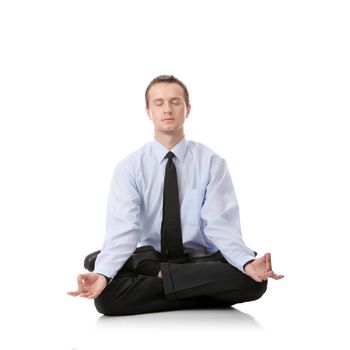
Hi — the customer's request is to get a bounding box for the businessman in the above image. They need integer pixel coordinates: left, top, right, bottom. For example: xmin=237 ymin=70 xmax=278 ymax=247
xmin=68 ymin=74 xmax=284 ymax=316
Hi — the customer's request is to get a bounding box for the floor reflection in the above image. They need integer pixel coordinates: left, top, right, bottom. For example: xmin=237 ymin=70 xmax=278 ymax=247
xmin=95 ymin=306 xmax=263 ymax=332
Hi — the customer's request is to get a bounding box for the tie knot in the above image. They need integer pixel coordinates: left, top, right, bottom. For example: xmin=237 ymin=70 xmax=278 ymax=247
xmin=165 ymin=151 xmax=175 ymax=161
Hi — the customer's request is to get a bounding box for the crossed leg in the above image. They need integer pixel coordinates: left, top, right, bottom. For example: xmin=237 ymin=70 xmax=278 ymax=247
xmin=94 ymin=260 xmax=267 ymax=316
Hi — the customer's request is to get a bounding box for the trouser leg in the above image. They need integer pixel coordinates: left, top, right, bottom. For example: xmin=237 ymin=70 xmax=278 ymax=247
xmin=93 ymin=246 xmax=267 ymax=316
xmin=161 ymin=260 xmax=267 ymax=305
xmin=94 ymin=272 xmax=198 ymax=316
xmin=94 ymin=246 xmax=198 ymax=316
xmin=195 ymin=282 xmax=267 ymax=308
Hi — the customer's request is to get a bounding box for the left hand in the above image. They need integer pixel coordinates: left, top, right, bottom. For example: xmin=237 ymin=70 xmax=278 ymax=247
xmin=244 ymin=252 xmax=284 ymax=282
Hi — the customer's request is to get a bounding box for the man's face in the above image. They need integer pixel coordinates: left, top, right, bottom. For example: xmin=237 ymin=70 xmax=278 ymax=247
xmin=146 ymin=82 xmax=191 ymax=135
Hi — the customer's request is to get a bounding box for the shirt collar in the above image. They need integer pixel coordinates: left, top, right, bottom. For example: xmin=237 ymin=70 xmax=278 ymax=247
xmin=152 ymin=136 xmax=188 ymax=164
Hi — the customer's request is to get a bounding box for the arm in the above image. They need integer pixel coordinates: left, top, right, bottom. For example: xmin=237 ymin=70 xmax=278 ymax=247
xmin=200 ymin=155 xmax=256 ymax=273
xmin=201 ymin=155 xmax=284 ymax=281
xmin=68 ymin=159 xmax=142 ymax=299
xmin=93 ymin=158 xmax=142 ymax=279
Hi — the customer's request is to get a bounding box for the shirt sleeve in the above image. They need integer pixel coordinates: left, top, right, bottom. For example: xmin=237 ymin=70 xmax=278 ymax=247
xmin=200 ymin=155 xmax=256 ymax=273
xmin=93 ymin=159 xmax=142 ymax=279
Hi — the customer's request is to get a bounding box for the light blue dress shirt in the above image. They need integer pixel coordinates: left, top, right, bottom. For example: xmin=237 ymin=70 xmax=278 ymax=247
xmin=94 ymin=136 xmax=256 ymax=279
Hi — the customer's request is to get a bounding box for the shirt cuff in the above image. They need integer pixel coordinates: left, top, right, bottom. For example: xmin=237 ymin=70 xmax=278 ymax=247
xmin=231 ymin=251 xmax=257 ymax=273
xmin=243 ymin=259 xmax=255 ymax=271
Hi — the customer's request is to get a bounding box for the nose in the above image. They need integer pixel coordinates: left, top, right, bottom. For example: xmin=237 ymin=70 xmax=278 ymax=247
xmin=163 ymin=101 xmax=172 ymax=114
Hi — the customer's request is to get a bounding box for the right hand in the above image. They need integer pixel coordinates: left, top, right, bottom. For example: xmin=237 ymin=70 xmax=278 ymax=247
xmin=67 ymin=273 xmax=107 ymax=299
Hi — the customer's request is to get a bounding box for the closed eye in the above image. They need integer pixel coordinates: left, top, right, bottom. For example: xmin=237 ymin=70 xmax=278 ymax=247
xmin=171 ymin=98 xmax=181 ymax=105
xmin=153 ymin=99 xmax=163 ymax=106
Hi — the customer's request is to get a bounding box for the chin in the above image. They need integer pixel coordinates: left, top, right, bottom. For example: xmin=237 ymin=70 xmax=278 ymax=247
xmin=161 ymin=129 xmax=175 ymax=135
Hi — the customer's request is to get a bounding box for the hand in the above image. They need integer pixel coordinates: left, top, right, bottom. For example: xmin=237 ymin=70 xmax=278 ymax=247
xmin=67 ymin=273 xmax=107 ymax=299
xmin=244 ymin=253 xmax=284 ymax=283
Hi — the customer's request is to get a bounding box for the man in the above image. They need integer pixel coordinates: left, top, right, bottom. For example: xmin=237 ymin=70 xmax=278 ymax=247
xmin=68 ymin=75 xmax=284 ymax=316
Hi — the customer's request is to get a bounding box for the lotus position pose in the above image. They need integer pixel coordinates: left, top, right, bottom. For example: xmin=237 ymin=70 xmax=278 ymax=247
xmin=68 ymin=74 xmax=284 ymax=316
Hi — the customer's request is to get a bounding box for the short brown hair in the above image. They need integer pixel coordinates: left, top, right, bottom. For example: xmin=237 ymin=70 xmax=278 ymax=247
xmin=145 ymin=75 xmax=190 ymax=108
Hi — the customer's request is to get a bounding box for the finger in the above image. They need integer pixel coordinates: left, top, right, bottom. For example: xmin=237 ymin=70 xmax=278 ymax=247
xmin=81 ymin=286 xmax=101 ymax=298
xmin=83 ymin=276 xmax=97 ymax=286
xmin=265 ymin=253 xmax=272 ymax=272
xmin=261 ymin=271 xmax=274 ymax=280
xmin=87 ymin=285 xmax=105 ymax=299
xmin=80 ymin=291 xmax=94 ymax=298
xmin=250 ymin=273 xmax=263 ymax=283
xmin=67 ymin=291 xmax=80 ymax=297
xmin=271 ymin=273 xmax=285 ymax=280
xmin=80 ymin=274 xmax=91 ymax=283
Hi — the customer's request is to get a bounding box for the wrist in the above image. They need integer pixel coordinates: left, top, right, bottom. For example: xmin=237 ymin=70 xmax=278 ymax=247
xmin=98 ymin=273 xmax=111 ymax=284
xmin=243 ymin=259 xmax=255 ymax=272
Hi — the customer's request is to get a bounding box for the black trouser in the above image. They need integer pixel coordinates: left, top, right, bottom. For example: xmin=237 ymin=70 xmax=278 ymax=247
xmin=94 ymin=245 xmax=267 ymax=316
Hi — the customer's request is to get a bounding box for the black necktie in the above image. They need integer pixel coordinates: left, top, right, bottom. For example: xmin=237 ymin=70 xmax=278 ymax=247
xmin=160 ymin=151 xmax=184 ymax=261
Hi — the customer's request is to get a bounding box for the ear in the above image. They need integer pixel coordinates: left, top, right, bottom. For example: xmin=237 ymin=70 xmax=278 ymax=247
xmin=185 ymin=103 xmax=191 ymax=118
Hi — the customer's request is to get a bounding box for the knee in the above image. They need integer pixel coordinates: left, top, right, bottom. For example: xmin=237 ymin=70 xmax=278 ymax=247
xmin=246 ymin=279 xmax=268 ymax=301
xmin=93 ymin=291 xmax=114 ymax=315
xmin=94 ymin=294 xmax=128 ymax=316
xmin=93 ymin=278 xmax=135 ymax=316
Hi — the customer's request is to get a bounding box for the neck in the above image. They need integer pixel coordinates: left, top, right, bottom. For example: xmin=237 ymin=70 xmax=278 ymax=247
xmin=154 ymin=130 xmax=185 ymax=150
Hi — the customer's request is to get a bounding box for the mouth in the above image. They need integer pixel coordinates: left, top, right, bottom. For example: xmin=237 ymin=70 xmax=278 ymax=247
xmin=162 ymin=118 xmax=175 ymax=122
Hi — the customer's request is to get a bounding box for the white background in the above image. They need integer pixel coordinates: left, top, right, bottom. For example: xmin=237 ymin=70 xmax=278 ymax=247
xmin=1 ymin=1 xmax=349 ymax=349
